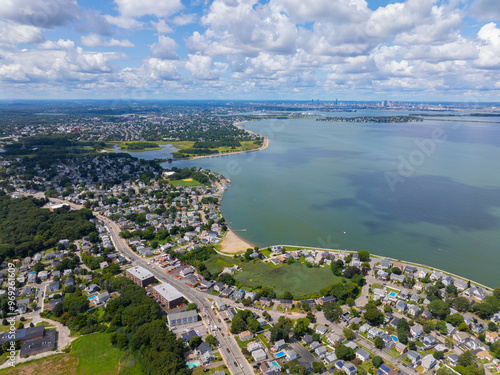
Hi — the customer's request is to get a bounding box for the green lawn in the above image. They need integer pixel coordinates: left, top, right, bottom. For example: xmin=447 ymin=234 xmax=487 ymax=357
xmin=168 ymin=179 xmax=202 ymax=187
xmin=72 ymin=333 xmax=126 ymax=375
xmin=205 ymin=255 xmax=342 ymax=298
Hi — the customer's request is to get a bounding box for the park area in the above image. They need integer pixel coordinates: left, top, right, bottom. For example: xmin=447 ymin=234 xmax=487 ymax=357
xmin=205 ymin=255 xmax=341 ymax=298
xmin=0 ymin=333 xmax=139 ymax=375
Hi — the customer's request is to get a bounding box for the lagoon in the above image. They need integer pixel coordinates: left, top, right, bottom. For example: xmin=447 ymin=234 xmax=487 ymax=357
xmin=123 ymin=112 xmax=500 ymax=287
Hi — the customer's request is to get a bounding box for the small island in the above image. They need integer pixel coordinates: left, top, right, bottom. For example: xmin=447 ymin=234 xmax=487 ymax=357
xmin=317 ymin=115 xmax=424 ymax=123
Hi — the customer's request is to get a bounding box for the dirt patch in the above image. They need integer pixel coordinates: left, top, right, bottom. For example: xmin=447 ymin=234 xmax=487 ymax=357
xmin=182 ymin=178 xmax=193 ymax=181
xmin=2 ymin=353 xmax=77 ymax=375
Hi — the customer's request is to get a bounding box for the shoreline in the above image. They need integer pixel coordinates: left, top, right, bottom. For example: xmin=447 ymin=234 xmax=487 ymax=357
xmin=179 ymin=121 xmax=269 ymax=161
xmin=263 ymin=244 xmax=495 ymax=291
xmin=218 ymin=227 xmax=255 ymax=254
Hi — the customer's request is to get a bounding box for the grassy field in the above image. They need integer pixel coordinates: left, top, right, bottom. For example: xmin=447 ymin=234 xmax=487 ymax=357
xmin=73 ymin=333 xmax=125 ymax=375
xmin=168 ymin=179 xmax=203 ymax=187
xmin=0 ymin=333 xmax=136 ymax=375
xmin=205 ymin=255 xmax=341 ymax=298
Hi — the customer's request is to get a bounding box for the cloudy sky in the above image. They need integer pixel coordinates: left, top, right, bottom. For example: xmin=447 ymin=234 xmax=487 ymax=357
xmin=1 ymin=0 xmax=499 ymax=101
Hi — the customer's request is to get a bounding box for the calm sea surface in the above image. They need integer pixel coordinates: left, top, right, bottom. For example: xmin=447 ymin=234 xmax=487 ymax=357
xmin=123 ymin=112 xmax=500 ymax=287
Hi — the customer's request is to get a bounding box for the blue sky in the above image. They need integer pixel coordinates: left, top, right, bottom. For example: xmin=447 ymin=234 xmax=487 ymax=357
xmin=1 ymin=0 xmax=500 ymax=101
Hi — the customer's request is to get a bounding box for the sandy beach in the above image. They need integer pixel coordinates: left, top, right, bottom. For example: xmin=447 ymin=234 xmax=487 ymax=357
xmin=184 ymin=121 xmax=269 ymax=161
xmin=219 ymin=228 xmax=254 ymax=254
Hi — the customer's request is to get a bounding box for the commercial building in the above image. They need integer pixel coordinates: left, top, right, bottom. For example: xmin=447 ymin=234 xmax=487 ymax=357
xmin=152 ymin=283 xmax=184 ymax=308
xmin=125 ymin=266 xmax=155 ymax=287
xmin=167 ymin=310 xmax=198 ymax=327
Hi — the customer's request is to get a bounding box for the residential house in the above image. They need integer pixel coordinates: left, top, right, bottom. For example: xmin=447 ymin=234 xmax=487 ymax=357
xmin=317 ymin=295 xmax=336 ymax=306
xmin=486 ymin=331 xmax=499 ymax=344
xmin=421 ymin=354 xmax=437 ymax=371
xmin=407 ymin=350 xmax=421 ymax=365
xmin=274 ymin=339 xmax=286 ymax=351
xmin=315 ymin=346 xmax=327 ymax=357
xmin=356 ymin=348 xmax=370 ymax=362
xmin=422 ymin=335 xmax=437 ymax=350
xmin=239 ymin=330 xmax=254 ymax=341
xmin=378 ymin=364 xmax=392 ymax=375
xmin=395 ymin=300 xmax=407 ymax=312
xmin=327 ymin=333 xmax=344 ymax=346
xmin=286 ymin=349 xmax=298 ymax=361
xmin=252 ymin=349 xmax=267 ymax=361
xmin=343 ymin=363 xmax=358 ymax=375
xmin=390 ymin=273 xmax=405 ymax=283
xmin=395 ymin=342 xmax=408 ymax=354
xmin=410 ymin=324 xmax=423 ymax=338
xmin=448 ymin=354 xmax=459 ymax=366
xmin=453 ymin=332 xmax=470 ymax=344
xmin=95 ymin=291 xmax=110 ymax=304
xmin=280 ymin=299 xmax=293 ymax=309
xmin=316 ymin=325 xmax=328 ymax=336
xmin=260 ymin=296 xmax=273 ymax=307
xmin=367 ymin=327 xmax=384 ymax=340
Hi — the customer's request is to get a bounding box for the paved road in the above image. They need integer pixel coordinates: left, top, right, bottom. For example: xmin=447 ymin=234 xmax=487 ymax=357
xmin=96 ymin=207 xmax=252 ymax=375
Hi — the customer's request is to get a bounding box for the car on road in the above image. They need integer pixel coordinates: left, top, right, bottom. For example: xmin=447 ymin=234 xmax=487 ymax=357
xmin=233 ymin=362 xmax=237 ymax=367
xmin=226 ymin=348 xmax=230 ymax=353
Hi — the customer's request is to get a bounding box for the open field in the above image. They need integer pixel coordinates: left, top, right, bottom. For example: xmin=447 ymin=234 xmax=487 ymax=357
xmin=167 ymin=179 xmax=203 ymax=187
xmin=205 ymin=255 xmax=341 ymax=298
xmin=0 ymin=333 xmax=134 ymax=375
xmin=73 ymin=333 xmax=125 ymax=375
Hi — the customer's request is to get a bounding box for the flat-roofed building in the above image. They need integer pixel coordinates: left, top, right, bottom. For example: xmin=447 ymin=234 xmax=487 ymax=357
xmin=125 ymin=266 xmax=155 ymax=287
xmin=167 ymin=309 xmax=198 ymax=327
xmin=152 ymin=283 xmax=183 ymax=308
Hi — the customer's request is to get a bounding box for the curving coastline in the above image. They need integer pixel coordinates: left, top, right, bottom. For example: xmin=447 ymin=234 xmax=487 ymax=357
xmin=180 ymin=121 xmax=269 ymax=161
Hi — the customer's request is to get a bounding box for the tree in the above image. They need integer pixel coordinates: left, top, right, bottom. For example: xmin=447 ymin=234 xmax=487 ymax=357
xmin=458 ymin=351 xmax=475 ymax=367
xmin=33 ymin=262 xmax=44 ymax=273
xmin=397 ymin=318 xmax=410 ymax=344
xmin=281 ymin=291 xmax=294 ymax=300
xmin=358 ymin=250 xmax=370 ymax=262
xmin=434 ymin=351 xmax=444 ymax=360
xmin=391 ymin=267 xmax=402 ymax=275
xmin=205 ymin=335 xmax=217 ymax=346
xmin=323 ymin=302 xmax=342 ymax=322
xmin=189 ymin=335 xmax=202 ymax=348
xmin=488 ymin=322 xmax=497 ymax=332
xmin=186 ymin=303 xmax=197 ymax=311
xmin=436 ymin=320 xmax=448 ymax=335
xmin=294 ymin=318 xmax=311 ymax=338
xmin=453 ymin=297 xmax=470 ymax=312
xmin=446 ymin=284 xmax=458 ymax=296
xmin=473 ymin=302 xmax=496 ymax=319
xmin=446 ymin=313 xmax=464 ymax=327
xmin=335 ymin=345 xmax=355 ymax=361
xmin=374 ymin=337 xmax=385 ymax=349
xmin=218 ymin=273 xmax=235 ymax=285
xmin=364 ymin=308 xmax=384 ymax=326
xmin=372 ymin=356 xmax=384 ymax=368
xmin=343 ymin=328 xmax=356 ymax=341
xmin=429 ymin=299 xmax=450 ymax=319
xmin=312 ymin=361 xmax=326 ymax=373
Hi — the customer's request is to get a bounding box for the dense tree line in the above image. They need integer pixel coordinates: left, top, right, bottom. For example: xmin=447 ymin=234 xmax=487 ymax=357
xmin=46 ymin=276 xmax=189 ymax=374
xmin=0 ymin=193 xmax=96 ymax=262
xmin=193 ymin=139 xmax=241 ymax=149
xmin=167 ymin=167 xmax=210 ymax=184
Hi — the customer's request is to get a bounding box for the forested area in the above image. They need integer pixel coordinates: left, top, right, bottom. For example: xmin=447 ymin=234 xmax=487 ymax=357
xmin=0 ymin=193 xmax=96 ymax=261
xmin=44 ymin=276 xmax=189 ymax=375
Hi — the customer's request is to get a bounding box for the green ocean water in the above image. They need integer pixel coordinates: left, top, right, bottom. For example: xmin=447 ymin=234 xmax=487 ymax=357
xmin=128 ymin=114 xmax=500 ymax=287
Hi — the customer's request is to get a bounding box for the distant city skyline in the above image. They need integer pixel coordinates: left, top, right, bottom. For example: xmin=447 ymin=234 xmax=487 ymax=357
xmin=0 ymin=0 xmax=499 ymax=101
